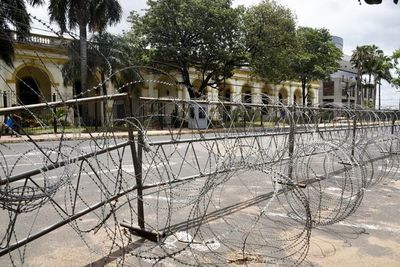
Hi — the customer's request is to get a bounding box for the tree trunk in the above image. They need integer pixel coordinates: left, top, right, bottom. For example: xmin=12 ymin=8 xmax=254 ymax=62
xmin=368 ymin=73 xmax=372 ymax=103
xmin=79 ymin=21 xmax=89 ymax=123
xmin=356 ymin=67 xmax=362 ymax=105
xmin=181 ymin=67 xmax=194 ymax=98
xmin=378 ymin=80 xmax=381 ymax=110
xmin=373 ymin=79 xmax=377 ymax=109
xmin=79 ymin=22 xmax=88 ymax=96
xmin=101 ymin=72 xmax=108 ymax=125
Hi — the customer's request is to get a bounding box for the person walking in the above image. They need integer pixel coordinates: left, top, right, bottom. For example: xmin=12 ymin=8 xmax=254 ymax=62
xmin=5 ymin=105 xmax=22 ymax=137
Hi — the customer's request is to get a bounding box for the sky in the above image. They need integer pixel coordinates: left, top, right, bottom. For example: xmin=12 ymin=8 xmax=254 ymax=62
xmin=28 ymin=0 xmax=400 ymax=107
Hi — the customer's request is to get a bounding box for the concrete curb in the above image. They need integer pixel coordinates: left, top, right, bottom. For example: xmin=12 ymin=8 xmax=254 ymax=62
xmin=0 ymin=127 xmax=236 ymax=144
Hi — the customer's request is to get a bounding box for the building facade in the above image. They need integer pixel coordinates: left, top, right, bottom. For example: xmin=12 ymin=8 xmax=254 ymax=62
xmin=0 ymin=33 xmax=321 ymax=124
xmin=319 ymin=36 xmax=376 ymax=107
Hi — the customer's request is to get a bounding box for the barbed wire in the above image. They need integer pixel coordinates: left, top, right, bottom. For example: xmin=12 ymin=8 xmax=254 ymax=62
xmin=1 ymin=13 xmax=400 ymax=266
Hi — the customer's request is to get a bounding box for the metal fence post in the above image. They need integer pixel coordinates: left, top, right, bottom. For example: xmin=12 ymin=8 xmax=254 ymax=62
xmin=94 ymin=90 xmax=99 ymax=132
xmin=288 ymin=105 xmax=295 ymax=180
xmin=3 ymin=91 xmax=7 ymax=108
xmin=52 ymin=93 xmax=57 ymax=134
xmin=351 ymin=115 xmax=357 ymax=157
xmin=391 ymin=113 xmax=396 ymax=135
xmin=127 ymin=92 xmax=145 ymax=229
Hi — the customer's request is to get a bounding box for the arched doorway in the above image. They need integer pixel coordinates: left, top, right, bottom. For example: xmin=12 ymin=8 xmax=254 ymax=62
xmin=15 ymin=65 xmax=52 ymax=105
xmin=278 ymin=87 xmax=288 ymax=105
xmin=219 ymin=82 xmax=232 ymax=102
xmin=19 ymin=77 xmax=40 ymax=105
xmin=293 ymin=89 xmax=302 ymax=105
xmin=218 ymin=82 xmax=233 ymax=122
xmin=241 ymin=84 xmax=252 ymax=104
xmin=261 ymin=84 xmax=274 ymax=105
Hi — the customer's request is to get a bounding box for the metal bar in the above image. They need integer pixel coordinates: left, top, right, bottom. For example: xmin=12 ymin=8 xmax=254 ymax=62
xmin=352 ymin=118 xmax=357 ymax=157
xmin=0 ymin=93 xmax=127 ymax=115
xmin=0 ymin=141 xmax=130 ymax=186
xmin=120 ymin=222 xmax=165 ymax=242
xmin=392 ymin=115 xmax=396 ymax=135
xmin=0 ymin=184 xmax=138 ymax=257
xmin=139 ymin=97 xmax=400 ymax=113
xmin=2 ymin=122 xmax=393 ymax=187
xmin=2 ymin=91 xmax=7 ymax=108
xmin=288 ymin=106 xmax=295 ymax=179
xmin=147 ymin=123 xmax=395 ymax=146
xmin=52 ymin=93 xmax=57 ymax=134
xmin=126 ymin=93 xmax=145 ymax=229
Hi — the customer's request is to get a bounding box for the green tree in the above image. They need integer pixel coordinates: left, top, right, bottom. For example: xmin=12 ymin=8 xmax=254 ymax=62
xmin=62 ymin=33 xmax=127 ymax=93
xmin=351 ymin=45 xmax=370 ymax=105
xmin=363 ymin=45 xmax=380 ymax=84
xmin=0 ymin=0 xmax=43 ymax=66
xmin=243 ymin=0 xmax=297 ymax=83
xmin=351 ymin=45 xmax=389 ymax=107
xmin=90 ymin=33 xmax=143 ymax=118
xmin=373 ymin=53 xmax=392 ymax=109
xmin=364 ymin=47 xmax=393 ymax=108
xmin=48 ymin=0 xmax=122 ymax=97
xmin=290 ymin=27 xmax=342 ymax=106
xmin=126 ymin=0 xmax=245 ymax=98
xmin=62 ymin=33 xmax=139 ymax=124
xmin=391 ymin=49 xmax=400 ymax=88
xmin=363 ymin=45 xmax=381 ymax=105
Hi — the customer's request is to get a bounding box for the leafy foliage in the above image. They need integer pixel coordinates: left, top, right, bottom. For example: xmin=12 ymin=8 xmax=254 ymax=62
xmin=290 ymin=27 xmax=342 ymax=105
xmin=62 ymin=33 xmax=138 ymax=89
xmin=351 ymin=45 xmax=392 ymax=107
xmin=48 ymin=0 xmax=122 ymax=34
xmin=243 ymin=0 xmax=297 ymax=83
xmin=126 ymin=0 xmax=246 ymax=98
xmin=49 ymin=0 xmax=122 ymax=95
xmin=0 ymin=0 xmax=43 ymax=66
xmin=391 ymin=49 xmax=400 ymax=88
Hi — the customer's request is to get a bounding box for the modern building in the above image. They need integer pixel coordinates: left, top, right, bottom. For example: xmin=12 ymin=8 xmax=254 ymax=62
xmin=319 ymin=36 xmax=377 ymax=108
xmin=319 ymin=36 xmax=358 ymax=106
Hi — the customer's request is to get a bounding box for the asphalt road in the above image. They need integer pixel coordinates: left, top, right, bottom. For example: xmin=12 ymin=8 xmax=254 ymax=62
xmin=0 ymin=129 xmax=399 ymax=266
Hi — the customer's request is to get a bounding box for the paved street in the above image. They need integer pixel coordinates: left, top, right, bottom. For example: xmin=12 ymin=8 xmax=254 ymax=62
xmin=0 ymin=131 xmax=399 ymax=266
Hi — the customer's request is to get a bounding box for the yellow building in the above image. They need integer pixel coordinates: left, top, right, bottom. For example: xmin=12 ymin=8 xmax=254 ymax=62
xmin=0 ymin=33 xmax=320 ymax=124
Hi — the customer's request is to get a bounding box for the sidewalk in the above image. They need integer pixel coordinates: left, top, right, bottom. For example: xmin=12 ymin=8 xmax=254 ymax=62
xmin=0 ymin=127 xmax=233 ymax=144
xmin=0 ymin=132 xmax=124 ymax=144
